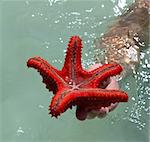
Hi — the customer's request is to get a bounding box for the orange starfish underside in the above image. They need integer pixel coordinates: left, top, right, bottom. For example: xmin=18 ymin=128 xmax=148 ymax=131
xmin=27 ymin=36 xmax=128 ymax=118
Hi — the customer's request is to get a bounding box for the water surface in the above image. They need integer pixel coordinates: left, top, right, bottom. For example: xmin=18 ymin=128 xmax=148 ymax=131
xmin=0 ymin=0 xmax=149 ymax=142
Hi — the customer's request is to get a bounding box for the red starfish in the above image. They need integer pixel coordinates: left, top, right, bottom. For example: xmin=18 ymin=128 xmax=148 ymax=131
xmin=27 ymin=36 xmax=128 ymax=118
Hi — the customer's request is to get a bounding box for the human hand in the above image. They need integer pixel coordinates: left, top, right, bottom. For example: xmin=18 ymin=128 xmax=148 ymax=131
xmin=76 ymin=64 xmax=120 ymax=121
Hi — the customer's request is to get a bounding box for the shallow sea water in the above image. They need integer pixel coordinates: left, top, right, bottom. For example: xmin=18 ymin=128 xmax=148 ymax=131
xmin=0 ymin=0 xmax=149 ymax=142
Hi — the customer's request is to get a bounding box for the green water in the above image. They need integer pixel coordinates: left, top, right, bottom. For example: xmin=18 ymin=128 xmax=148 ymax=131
xmin=0 ymin=0 xmax=149 ymax=142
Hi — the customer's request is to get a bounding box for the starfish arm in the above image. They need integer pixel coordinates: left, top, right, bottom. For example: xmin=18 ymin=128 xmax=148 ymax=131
xmin=49 ymin=88 xmax=128 ymax=117
xmin=73 ymin=88 xmax=128 ymax=110
xmin=49 ymin=88 xmax=72 ymax=117
xmin=75 ymin=88 xmax=128 ymax=102
xmin=61 ymin=36 xmax=83 ymax=82
xmin=27 ymin=56 xmax=67 ymax=93
xmin=79 ymin=64 xmax=123 ymax=88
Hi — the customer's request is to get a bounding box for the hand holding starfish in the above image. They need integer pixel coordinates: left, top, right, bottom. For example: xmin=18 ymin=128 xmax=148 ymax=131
xmin=27 ymin=36 xmax=128 ymax=120
xmin=76 ymin=64 xmax=120 ymax=120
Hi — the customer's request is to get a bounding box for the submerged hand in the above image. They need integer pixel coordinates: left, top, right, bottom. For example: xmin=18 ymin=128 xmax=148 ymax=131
xmin=76 ymin=64 xmax=120 ymax=121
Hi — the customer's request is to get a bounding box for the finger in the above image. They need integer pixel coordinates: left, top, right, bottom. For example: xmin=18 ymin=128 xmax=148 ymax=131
xmin=83 ymin=64 xmax=120 ymax=120
xmin=106 ymin=77 xmax=119 ymax=90
xmin=88 ymin=64 xmax=119 ymax=90
xmin=92 ymin=107 xmax=108 ymax=118
xmin=108 ymin=102 xmax=118 ymax=112
xmin=76 ymin=106 xmax=88 ymax=121
xmin=86 ymin=112 xmax=97 ymax=119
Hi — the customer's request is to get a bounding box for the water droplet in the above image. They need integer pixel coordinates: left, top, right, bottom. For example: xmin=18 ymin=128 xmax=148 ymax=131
xmin=71 ymin=12 xmax=80 ymax=15
xmin=100 ymin=33 xmax=104 ymax=36
xmin=38 ymin=105 xmax=44 ymax=108
xmin=101 ymin=4 xmax=105 ymax=8
xmin=25 ymin=1 xmax=29 ymax=5
xmin=103 ymin=16 xmax=107 ymax=19
xmin=69 ymin=81 xmax=72 ymax=85
xmin=99 ymin=21 xmax=102 ymax=25
xmin=85 ymin=53 xmax=88 ymax=57
xmin=31 ymin=14 xmax=35 ymax=17
xmin=147 ymin=64 xmax=150 ymax=68
xmin=54 ymin=20 xmax=60 ymax=23
xmin=84 ymin=32 xmax=88 ymax=36
xmin=85 ymin=8 xmax=93 ymax=13
xmin=17 ymin=127 xmax=24 ymax=136
xmin=131 ymin=97 xmax=136 ymax=101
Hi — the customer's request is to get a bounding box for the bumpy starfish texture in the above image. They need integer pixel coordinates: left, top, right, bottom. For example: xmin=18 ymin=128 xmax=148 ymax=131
xmin=27 ymin=36 xmax=128 ymax=118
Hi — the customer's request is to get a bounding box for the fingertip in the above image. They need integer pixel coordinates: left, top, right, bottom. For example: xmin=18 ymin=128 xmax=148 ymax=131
xmin=76 ymin=107 xmax=88 ymax=121
xmin=106 ymin=77 xmax=119 ymax=90
xmin=86 ymin=112 xmax=97 ymax=119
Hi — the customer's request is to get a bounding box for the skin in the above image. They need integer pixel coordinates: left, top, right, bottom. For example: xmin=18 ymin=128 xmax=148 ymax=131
xmin=76 ymin=64 xmax=120 ymax=120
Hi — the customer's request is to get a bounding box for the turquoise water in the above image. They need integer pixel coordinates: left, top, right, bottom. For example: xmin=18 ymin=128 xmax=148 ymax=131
xmin=0 ymin=0 xmax=149 ymax=142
